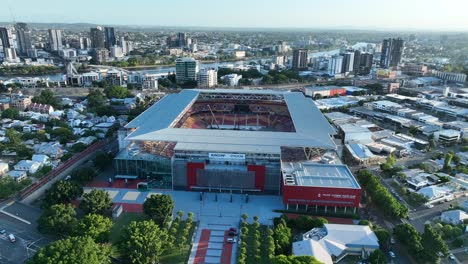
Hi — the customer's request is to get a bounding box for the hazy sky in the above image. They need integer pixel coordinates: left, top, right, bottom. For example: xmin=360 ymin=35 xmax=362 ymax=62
xmin=2 ymin=0 xmax=468 ymax=31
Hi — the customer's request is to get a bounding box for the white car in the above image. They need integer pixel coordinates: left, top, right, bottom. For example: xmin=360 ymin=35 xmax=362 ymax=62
xmin=226 ymin=237 xmax=236 ymax=243
xmin=389 ymin=251 xmax=396 ymax=258
xmin=425 ymin=204 xmax=434 ymax=209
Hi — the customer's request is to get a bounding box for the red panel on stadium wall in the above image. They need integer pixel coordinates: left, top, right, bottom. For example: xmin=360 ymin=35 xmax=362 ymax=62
xmin=330 ymin=88 xmax=347 ymax=97
xmin=187 ymin=162 xmax=205 ymax=190
xmin=282 ymin=185 xmax=361 ymax=208
xmin=247 ymin=165 xmax=265 ymax=191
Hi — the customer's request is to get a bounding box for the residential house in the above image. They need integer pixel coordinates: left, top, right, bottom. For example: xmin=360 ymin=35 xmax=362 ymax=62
xmin=441 ymin=210 xmax=468 ymax=225
xmin=7 ymin=170 xmax=27 ymax=182
xmin=0 ymin=162 xmax=9 ymax=175
xmin=13 ymin=160 xmax=41 ymax=174
xmin=32 ymin=154 xmax=50 ymax=166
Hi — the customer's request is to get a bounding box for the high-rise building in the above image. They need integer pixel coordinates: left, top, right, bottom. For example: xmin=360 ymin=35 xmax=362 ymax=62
xmin=15 ymin=23 xmax=32 ymax=56
xmin=341 ymin=52 xmax=354 ymax=73
xmin=48 ymin=29 xmax=63 ymax=51
xmin=104 ymin=27 xmax=116 ymax=49
xmin=3 ymin=47 xmax=18 ymax=62
xmin=292 ymin=49 xmax=308 ymax=70
xmin=380 ymin=38 xmax=404 ymax=68
xmin=327 ymin=55 xmax=343 ymax=76
xmin=0 ymin=27 xmax=14 ymax=49
xmin=92 ymin=48 xmax=109 ymax=63
xmin=197 ymin=69 xmax=218 ymax=88
xmin=175 ymin=57 xmax=199 ymax=83
xmin=358 ymin=52 xmax=373 ymax=75
xmin=90 ymin=27 xmax=105 ymax=49
xmin=177 ymin=32 xmax=187 ymax=47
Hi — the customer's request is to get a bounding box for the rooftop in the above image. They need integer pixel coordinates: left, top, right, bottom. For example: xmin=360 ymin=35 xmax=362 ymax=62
xmin=281 ymin=162 xmax=360 ymax=189
xmin=125 ymin=89 xmax=336 ymax=152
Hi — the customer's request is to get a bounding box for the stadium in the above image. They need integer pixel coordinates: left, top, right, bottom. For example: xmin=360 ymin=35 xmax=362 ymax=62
xmin=114 ymin=89 xmax=361 ymax=209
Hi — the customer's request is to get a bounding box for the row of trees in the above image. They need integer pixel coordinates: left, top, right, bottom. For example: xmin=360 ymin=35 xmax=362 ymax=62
xmin=0 ymin=65 xmax=60 ymax=76
xmin=358 ymin=170 xmax=408 ymax=219
xmin=394 ymin=223 xmax=449 ymax=263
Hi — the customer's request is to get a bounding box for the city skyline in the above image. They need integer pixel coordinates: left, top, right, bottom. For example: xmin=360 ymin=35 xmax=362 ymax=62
xmin=1 ymin=0 xmax=468 ymax=31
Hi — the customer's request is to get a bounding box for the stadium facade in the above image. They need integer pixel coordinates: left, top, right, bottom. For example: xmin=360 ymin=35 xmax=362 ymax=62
xmin=115 ymin=89 xmax=361 ymax=209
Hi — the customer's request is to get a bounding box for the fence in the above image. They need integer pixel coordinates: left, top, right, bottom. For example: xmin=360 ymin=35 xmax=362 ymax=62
xmin=19 ymin=137 xmax=115 ymax=200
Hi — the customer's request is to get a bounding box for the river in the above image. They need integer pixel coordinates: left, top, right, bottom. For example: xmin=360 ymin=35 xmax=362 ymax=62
xmin=0 ymin=42 xmax=372 ymax=82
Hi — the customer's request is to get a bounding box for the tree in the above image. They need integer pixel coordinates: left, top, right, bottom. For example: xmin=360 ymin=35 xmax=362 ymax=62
xmin=51 ymin=127 xmax=76 ymax=144
xmin=38 ymin=203 xmax=77 ymax=236
xmin=0 ymin=176 xmax=31 ymax=199
xmin=368 ymin=249 xmax=387 ymax=264
xmin=272 ymin=255 xmax=322 ymax=264
xmin=444 ymin=153 xmax=453 ymax=170
xmin=273 ymin=218 xmax=292 ymax=255
xmin=71 ymin=167 xmax=97 ymax=183
xmin=74 ymin=214 xmax=113 ymax=243
xmin=29 ymin=236 xmax=111 ymax=264
xmin=143 ymin=194 xmax=174 ymax=226
xmin=32 ymin=89 xmax=61 ymax=108
xmin=241 ymin=213 xmax=248 ymax=222
xmin=105 ymin=85 xmax=129 ymax=99
xmin=94 ymin=152 xmax=113 ymax=169
xmin=393 ymin=223 xmax=423 ymax=254
xmin=374 ymin=229 xmax=391 ymax=247
xmin=80 ymin=189 xmax=112 ymax=215
xmin=71 ymin=142 xmax=88 ymax=152
xmin=119 ymin=220 xmax=168 ymax=264
xmin=422 ymin=224 xmax=449 ymax=263
xmin=87 ymin=89 xmax=106 ymax=108
xmin=1 ymin=108 xmax=19 ymax=119
xmin=408 ymin=125 xmax=419 ymax=136
xmin=42 ymin=180 xmax=83 ymax=208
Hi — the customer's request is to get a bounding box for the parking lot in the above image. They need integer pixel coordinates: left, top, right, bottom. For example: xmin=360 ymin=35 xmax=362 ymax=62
xmin=0 ymin=202 xmax=51 ymax=264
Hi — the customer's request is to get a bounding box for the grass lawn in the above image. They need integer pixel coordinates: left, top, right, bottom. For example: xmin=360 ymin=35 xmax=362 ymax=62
xmin=109 ymin=212 xmax=148 ymax=243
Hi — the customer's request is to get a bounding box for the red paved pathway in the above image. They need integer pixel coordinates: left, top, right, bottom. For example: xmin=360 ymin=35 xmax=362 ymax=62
xmin=220 ymin=230 xmax=233 ymax=264
xmin=114 ymin=203 xmax=143 ymax=213
xmin=85 ymin=179 xmax=146 ymax=189
xmin=194 ymin=229 xmax=211 ymax=264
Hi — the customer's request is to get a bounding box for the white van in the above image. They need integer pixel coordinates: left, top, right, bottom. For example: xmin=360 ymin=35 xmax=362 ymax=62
xmin=8 ymin=234 xmax=15 ymax=243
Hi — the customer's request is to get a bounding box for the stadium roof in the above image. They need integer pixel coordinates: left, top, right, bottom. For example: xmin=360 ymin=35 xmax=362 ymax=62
xmin=125 ymin=89 xmax=336 ymax=153
xmin=281 ymin=162 xmax=360 ymax=189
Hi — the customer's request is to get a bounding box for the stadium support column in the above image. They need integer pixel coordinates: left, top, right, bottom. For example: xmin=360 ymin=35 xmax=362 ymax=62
xmin=247 ymin=165 xmax=266 ymax=191
xmin=187 ymin=162 xmax=205 ymax=190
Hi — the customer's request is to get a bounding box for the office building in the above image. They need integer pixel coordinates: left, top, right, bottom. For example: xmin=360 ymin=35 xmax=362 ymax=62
xmin=223 ymin=74 xmax=242 ymax=86
xmin=3 ymin=47 xmax=18 ymax=62
xmin=15 ymin=23 xmax=32 ymax=56
xmin=341 ymin=52 xmax=354 ymax=73
xmin=177 ymin=32 xmax=187 ymax=47
xmin=353 ymin=50 xmax=373 ymax=75
xmin=110 ymin=46 xmax=124 ymax=58
xmin=104 ymin=27 xmax=116 ymax=49
xmin=0 ymin=27 xmax=14 ymax=49
xmin=434 ymin=71 xmax=467 ymax=83
xmin=175 ymin=57 xmax=199 ymax=83
xmin=27 ymin=48 xmax=38 ymax=58
xmin=292 ymin=49 xmax=308 ymax=70
xmin=327 ymin=55 xmax=343 ymax=76
xmin=197 ymin=69 xmax=218 ymax=88
xmin=380 ymin=38 xmax=404 ymax=68
xmin=90 ymin=27 xmax=105 ymax=49
xmin=92 ymin=48 xmax=109 ymax=63
xmin=48 ymin=29 xmax=63 ymax=51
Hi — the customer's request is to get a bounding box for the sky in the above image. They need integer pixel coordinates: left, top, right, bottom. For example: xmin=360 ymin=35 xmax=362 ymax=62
xmin=2 ymin=0 xmax=468 ymax=31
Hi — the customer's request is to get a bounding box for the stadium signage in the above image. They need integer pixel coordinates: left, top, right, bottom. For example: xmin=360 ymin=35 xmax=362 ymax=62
xmin=209 ymin=153 xmax=245 ymax=161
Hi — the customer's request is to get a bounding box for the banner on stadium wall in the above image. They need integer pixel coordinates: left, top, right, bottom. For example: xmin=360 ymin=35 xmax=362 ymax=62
xmin=209 ymin=153 xmax=245 ymax=161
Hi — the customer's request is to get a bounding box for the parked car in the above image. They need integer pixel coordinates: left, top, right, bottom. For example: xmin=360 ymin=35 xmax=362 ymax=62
xmin=8 ymin=234 xmax=15 ymax=243
xmin=229 ymin=227 xmax=237 ymax=232
xmin=0 ymin=229 xmax=6 ymax=235
xmin=226 ymin=237 xmax=236 ymax=243
xmin=228 ymin=231 xmax=237 ymax=236
xmin=390 ymin=237 xmax=396 ymax=244
xmin=425 ymin=204 xmax=434 ymax=209
xmin=389 ymin=251 xmax=396 ymax=258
